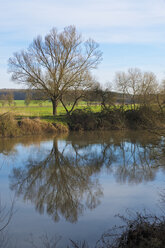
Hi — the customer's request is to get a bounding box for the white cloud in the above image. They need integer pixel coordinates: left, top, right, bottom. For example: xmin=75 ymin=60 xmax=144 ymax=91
xmin=1 ymin=0 xmax=165 ymax=42
xmin=1 ymin=0 xmax=165 ymax=87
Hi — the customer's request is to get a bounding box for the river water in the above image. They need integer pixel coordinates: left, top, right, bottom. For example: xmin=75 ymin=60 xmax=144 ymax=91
xmin=0 ymin=131 xmax=165 ymax=247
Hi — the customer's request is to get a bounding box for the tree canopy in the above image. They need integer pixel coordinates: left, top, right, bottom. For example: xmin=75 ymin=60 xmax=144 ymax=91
xmin=8 ymin=25 xmax=102 ymax=115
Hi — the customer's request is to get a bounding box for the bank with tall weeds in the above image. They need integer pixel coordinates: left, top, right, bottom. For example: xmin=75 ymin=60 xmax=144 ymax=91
xmin=0 ymin=106 xmax=165 ymax=137
xmin=68 ymin=106 xmax=165 ymax=131
xmin=0 ymin=113 xmax=68 ymax=137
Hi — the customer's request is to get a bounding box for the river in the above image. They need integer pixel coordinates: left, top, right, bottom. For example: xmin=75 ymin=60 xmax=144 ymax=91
xmin=0 ymin=131 xmax=165 ymax=247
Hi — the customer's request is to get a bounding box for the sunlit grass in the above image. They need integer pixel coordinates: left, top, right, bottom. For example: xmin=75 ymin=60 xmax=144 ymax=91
xmin=0 ymin=100 xmax=102 ymax=117
xmin=0 ymin=100 xmax=137 ymax=118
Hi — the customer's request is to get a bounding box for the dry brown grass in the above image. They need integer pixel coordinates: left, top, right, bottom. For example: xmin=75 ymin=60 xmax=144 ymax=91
xmin=53 ymin=122 xmax=69 ymax=133
xmin=20 ymin=118 xmax=57 ymax=135
xmin=0 ymin=114 xmax=68 ymax=137
xmin=0 ymin=113 xmax=20 ymax=137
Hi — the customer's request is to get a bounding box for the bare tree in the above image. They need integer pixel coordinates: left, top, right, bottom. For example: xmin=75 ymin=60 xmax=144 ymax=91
xmin=8 ymin=26 xmax=102 ymax=116
xmin=138 ymin=72 xmax=158 ymax=106
xmin=115 ymin=71 xmax=128 ymax=106
xmin=60 ymin=78 xmax=93 ymax=115
xmin=24 ymin=90 xmax=32 ymax=107
xmin=156 ymin=80 xmax=165 ymax=114
xmin=6 ymin=92 xmax=14 ymax=107
xmin=126 ymin=68 xmax=142 ymax=109
xmin=115 ymin=68 xmax=158 ymax=109
xmin=0 ymin=94 xmax=7 ymax=107
xmin=0 ymin=199 xmax=14 ymax=233
xmin=0 ymin=198 xmax=15 ymax=248
xmin=94 ymin=82 xmax=116 ymax=110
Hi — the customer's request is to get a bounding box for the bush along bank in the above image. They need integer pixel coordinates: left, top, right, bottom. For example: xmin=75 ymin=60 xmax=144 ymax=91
xmin=67 ymin=106 xmax=165 ymax=131
xmin=0 ymin=106 xmax=164 ymax=137
xmin=69 ymin=212 xmax=165 ymax=248
xmin=0 ymin=113 xmax=69 ymax=137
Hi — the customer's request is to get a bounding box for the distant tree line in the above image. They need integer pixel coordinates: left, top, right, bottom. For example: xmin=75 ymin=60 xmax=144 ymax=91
xmin=0 ymin=88 xmax=131 ymax=105
xmin=0 ymin=90 xmax=24 ymax=101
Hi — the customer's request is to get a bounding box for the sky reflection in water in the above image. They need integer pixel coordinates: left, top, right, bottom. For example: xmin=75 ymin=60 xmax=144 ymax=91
xmin=0 ymin=131 xmax=165 ymax=247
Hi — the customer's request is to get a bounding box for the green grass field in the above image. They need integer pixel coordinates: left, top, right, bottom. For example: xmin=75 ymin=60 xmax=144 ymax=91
xmin=0 ymin=100 xmax=137 ymax=124
xmin=0 ymin=100 xmax=102 ymax=118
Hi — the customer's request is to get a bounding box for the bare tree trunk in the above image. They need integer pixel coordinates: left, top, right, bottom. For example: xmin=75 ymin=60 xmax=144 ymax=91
xmin=51 ymin=99 xmax=58 ymax=116
xmin=60 ymin=96 xmax=81 ymax=116
xmin=132 ymin=96 xmax=136 ymax=110
xmin=122 ymin=93 xmax=125 ymax=106
xmin=121 ymin=93 xmax=125 ymax=112
xmin=156 ymin=94 xmax=164 ymax=115
xmin=60 ymin=98 xmax=69 ymax=115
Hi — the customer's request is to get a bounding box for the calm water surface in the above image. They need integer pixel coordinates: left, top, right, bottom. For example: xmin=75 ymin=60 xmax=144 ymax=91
xmin=0 ymin=131 xmax=165 ymax=247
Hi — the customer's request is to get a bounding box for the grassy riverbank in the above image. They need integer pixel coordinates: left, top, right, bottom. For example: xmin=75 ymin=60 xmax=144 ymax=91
xmin=68 ymin=106 xmax=165 ymax=131
xmin=0 ymin=103 xmax=165 ymax=137
xmin=0 ymin=113 xmax=69 ymax=137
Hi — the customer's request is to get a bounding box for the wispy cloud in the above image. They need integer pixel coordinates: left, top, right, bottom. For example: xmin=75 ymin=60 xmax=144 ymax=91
xmin=1 ymin=0 xmax=165 ymax=87
xmin=1 ymin=0 xmax=165 ymax=43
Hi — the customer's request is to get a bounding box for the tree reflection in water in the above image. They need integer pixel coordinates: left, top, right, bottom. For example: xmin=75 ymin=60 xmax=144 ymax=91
xmin=9 ymin=139 xmax=103 ymax=223
xmin=67 ymin=131 xmax=165 ymax=184
xmin=112 ymin=133 xmax=165 ymax=184
xmin=9 ymin=131 xmax=165 ymax=223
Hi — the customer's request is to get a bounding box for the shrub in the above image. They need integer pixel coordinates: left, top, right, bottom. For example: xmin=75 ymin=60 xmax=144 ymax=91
xmin=69 ymin=109 xmax=98 ymax=131
xmin=0 ymin=113 xmax=20 ymax=137
xmin=20 ymin=118 xmax=57 ymax=135
xmin=98 ymin=109 xmax=125 ymax=130
xmin=53 ymin=122 xmax=69 ymax=133
xmin=96 ymin=212 xmax=165 ymax=248
xmin=125 ymin=106 xmax=160 ymax=129
xmin=69 ymin=212 xmax=165 ymax=248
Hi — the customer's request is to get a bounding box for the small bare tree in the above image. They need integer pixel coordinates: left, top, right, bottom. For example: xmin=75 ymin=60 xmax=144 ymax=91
xmin=60 ymin=73 xmax=93 ymax=115
xmin=6 ymin=92 xmax=14 ymax=107
xmin=138 ymin=72 xmax=158 ymax=106
xmin=8 ymin=26 xmax=102 ymax=116
xmin=94 ymin=82 xmax=116 ymax=110
xmin=156 ymin=80 xmax=165 ymax=114
xmin=115 ymin=71 xmax=128 ymax=106
xmin=115 ymin=68 xmax=158 ymax=109
xmin=0 ymin=198 xmax=14 ymax=248
xmin=0 ymin=199 xmax=14 ymax=233
xmin=0 ymin=94 xmax=7 ymax=107
xmin=24 ymin=90 xmax=32 ymax=107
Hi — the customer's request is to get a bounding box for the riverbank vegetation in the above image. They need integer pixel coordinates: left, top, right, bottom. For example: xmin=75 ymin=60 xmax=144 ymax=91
xmin=1 ymin=26 xmax=165 ymax=136
xmin=0 ymin=112 xmax=68 ymax=137
xmin=0 ymin=99 xmax=165 ymax=137
xmin=68 ymin=105 xmax=165 ymax=131
xmin=69 ymin=212 xmax=165 ymax=248
xmin=20 ymin=212 xmax=165 ymax=248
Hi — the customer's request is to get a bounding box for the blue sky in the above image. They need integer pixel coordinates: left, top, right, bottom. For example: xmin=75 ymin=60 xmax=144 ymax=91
xmin=1 ymin=0 xmax=165 ymax=88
